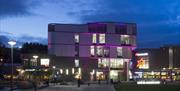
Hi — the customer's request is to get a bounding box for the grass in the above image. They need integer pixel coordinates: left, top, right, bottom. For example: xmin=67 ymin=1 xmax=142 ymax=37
xmin=114 ymin=84 xmax=180 ymax=91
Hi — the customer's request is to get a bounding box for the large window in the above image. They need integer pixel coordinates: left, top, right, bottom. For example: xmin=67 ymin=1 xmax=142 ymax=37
xmin=90 ymin=46 xmax=95 ymax=56
xmin=117 ymin=47 xmax=123 ymax=57
xmin=98 ymin=58 xmax=109 ymax=68
xmin=98 ymin=58 xmax=124 ymax=68
xmin=97 ymin=46 xmax=103 ymax=56
xmin=99 ymin=34 xmax=105 ymax=44
xmin=74 ymin=34 xmax=79 ymax=43
xmin=110 ymin=58 xmax=124 ymax=68
xmin=75 ymin=59 xmax=79 ymax=67
xmin=120 ymin=35 xmax=130 ymax=45
xmin=92 ymin=34 xmax=97 ymax=43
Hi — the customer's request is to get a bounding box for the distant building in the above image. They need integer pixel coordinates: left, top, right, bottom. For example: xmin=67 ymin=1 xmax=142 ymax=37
xmin=48 ymin=22 xmax=137 ymax=81
xmin=133 ymin=45 xmax=180 ymax=81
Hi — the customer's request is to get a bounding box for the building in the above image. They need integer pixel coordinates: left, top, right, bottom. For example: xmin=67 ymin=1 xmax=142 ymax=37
xmin=133 ymin=45 xmax=180 ymax=81
xmin=48 ymin=22 xmax=137 ymax=81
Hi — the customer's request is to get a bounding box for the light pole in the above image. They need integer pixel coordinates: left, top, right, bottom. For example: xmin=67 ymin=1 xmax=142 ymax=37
xmin=8 ymin=40 xmax=16 ymax=91
xmin=32 ymin=55 xmax=38 ymax=91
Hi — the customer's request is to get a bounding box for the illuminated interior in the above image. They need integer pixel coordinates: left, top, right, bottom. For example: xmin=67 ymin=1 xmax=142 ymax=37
xmin=99 ymin=34 xmax=105 ymax=44
xmin=74 ymin=34 xmax=79 ymax=43
xmin=98 ymin=58 xmax=124 ymax=68
xmin=92 ymin=34 xmax=97 ymax=43
xmin=74 ymin=59 xmax=79 ymax=67
xmin=90 ymin=46 xmax=95 ymax=56
xmin=97 ymin=46 xmax=103 ymax=56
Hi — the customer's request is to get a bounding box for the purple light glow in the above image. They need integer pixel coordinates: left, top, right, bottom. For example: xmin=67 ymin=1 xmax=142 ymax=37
xmin=94 ymin=44 xmax=136 ymax=48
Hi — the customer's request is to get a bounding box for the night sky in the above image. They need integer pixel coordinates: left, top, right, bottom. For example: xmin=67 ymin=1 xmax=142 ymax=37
xmin=0 ymin=0 xmax=180 ymax=48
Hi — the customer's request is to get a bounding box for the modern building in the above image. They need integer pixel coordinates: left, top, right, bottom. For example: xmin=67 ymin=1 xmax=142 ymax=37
xmin=133 ymin=45 xmax=180 ymax=81
xmin=48 ymin=22 xmax=137 ymax=81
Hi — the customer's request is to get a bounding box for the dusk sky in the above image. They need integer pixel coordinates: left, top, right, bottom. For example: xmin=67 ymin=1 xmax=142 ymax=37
xmin=0 ymin=0 xmax=180 ymax=48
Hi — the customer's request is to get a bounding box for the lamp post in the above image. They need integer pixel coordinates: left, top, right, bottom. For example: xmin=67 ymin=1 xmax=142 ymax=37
xmin=32 ymin=55 xmax=38 ymax=91
xmin=8 ymin=40 xmax=16 ymax=91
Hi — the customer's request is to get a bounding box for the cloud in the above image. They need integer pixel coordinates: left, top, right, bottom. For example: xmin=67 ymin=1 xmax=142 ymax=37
xmin=1 ymin=0 xmax=180 ymax=48
xmin=0 ymin=32 xmax=47 ymax=47
xmin=17 ymin=35 xmax=47 ymax=44
xmin=0 ymin=0 xmax=40 ymax=19
xmin=67 ymin=0 xmax=180 ymax=48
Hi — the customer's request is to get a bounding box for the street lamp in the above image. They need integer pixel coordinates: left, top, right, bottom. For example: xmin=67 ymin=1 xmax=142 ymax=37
xmin=8 ymin=40 xmax=16 ymax=91
xmin=32 ymin=55 xmax=39 ymax=91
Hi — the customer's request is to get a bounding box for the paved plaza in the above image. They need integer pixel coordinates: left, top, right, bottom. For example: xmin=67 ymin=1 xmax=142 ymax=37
xmin=1 ymin=84 xmax=115 ymax=91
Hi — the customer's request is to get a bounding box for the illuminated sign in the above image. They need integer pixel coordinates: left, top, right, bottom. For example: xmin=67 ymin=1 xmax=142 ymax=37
xmin=135 ymin=53 xmax=148 ymax=56
xmin=136 ymin=57 xmax=149 ymax=69
xmin=137 ymin=81 xmax=161 ymax=84
xmin=40 ymin=59 xmax=50 ymax=67
xmin=137 ymin=58 xmax=145 ymax=68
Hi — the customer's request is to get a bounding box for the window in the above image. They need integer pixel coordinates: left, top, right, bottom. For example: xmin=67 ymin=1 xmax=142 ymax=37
xmin=110 ymin=58 xmax=124 ymax=68
xmin=104 ymin=47 xmax=110 ymax=57
xmin=88 ymin=23 xmax=107 ymax=33
xmin=92 ymin=34 xmax=97 ymax=43
xmin=99 ymin=34 xmax=105 ymax=44
xmin=115 ymin=24 xmax=127 ymax=34
xmin=98 ymin=58 xmax=110 ymax=68
xmin=90 ymin=46 xmax=95 ymax=56
xmin=127 ymin=24 xmax=136 ymax=35
xmin=97 ymin=46 xmax=103 ymax=56
xmin=74 ymin=34 xmax=79 ymax=43
xmin=117 ymin=47 xmax=123 ymax=57
xmin=31 ymin=59 xmax=37 ymax=66
xmin=66 ymin=69 xmax=69 ymax=75
xmin=60 ymin=69 xmax=63 ymax=74
xmin=120 ymin=35 xmax=130 ymax=45
xmin=75 ymin=59 xmax=79 ymax=67
xmin=75 ymin=45 xmax=79 ymax=56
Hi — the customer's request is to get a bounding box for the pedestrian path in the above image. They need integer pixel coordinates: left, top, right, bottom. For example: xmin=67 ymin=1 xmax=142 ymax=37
xmin=40 ymin=84 xmax=116 ymax=91
xmin=11 ymin=84 xmax=116 ymax=91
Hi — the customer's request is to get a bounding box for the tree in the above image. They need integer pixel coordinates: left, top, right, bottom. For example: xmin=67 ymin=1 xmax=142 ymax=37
xmin=21 ymin=42 xmax=47 ymax=54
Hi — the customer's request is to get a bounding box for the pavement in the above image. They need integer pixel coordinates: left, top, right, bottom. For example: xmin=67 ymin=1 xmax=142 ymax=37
xmin=1 ymin=84 xmax=116 ymax=91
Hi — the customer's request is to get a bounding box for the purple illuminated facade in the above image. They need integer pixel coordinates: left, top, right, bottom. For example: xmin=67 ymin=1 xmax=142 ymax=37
xmin=48 ymin=22 xmax=137 ymax=81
